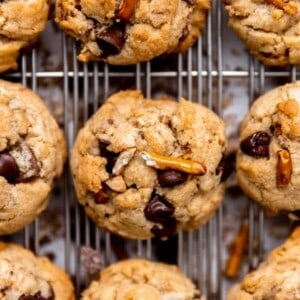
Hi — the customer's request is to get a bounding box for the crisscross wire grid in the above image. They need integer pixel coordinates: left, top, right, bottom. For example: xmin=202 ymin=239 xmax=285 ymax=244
xmin=2 ymin=1 xmax=297 ymax=299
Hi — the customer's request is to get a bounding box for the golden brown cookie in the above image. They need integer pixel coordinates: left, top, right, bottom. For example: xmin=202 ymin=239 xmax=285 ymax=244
xmin=70 ymin=90 xmax=228 ymax=240
xmin=81 ymin=258 xmax=203 ymax=300
xmin=0 ymin=0 xmax=50 ymax=73
xmin=227 ymin=227 xmax=300 ymax=300
xmin=224 ymin=0 xmax=300 ymax=66
xmin=236 ymin=81 xmax=300 ymax=217
xmin=0 ymin=80 xmax=67 ymax=235
xmin=55 ymin=0 xmax=210 ymax=65
xmin=0 ymin=241 xmax=75 ymax=300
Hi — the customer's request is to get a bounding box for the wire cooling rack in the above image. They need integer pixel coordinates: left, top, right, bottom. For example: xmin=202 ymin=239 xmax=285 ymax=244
xmin=2 ymin=1 xmax=297 ymax=299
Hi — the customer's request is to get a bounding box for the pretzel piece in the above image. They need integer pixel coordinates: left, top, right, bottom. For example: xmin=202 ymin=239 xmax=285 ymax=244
xmin=140 ymin=151 xmax=206 ymax=175
xmin=225 ymin=222 xmax=249 ymax=278
xmin=276 ymin=149 xmax=292 ymax=187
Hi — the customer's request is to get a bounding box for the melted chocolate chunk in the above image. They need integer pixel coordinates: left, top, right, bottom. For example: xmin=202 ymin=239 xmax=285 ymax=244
xmin=94 ymin=189 xmax=109 ymax=204
xmin=96 ymin=24 xmax=126 ymax=57
xmin=151 ymin=218 xmax=176 ymax=239
xmin=0 ymin=152 xmax=19 ymax=183
xmin=144 ymin=193 xmax=175 ymax=223
xmin=99 ymin=140 xmax=118 ymax=173
xmin=19 ymin=291 xmax=54 ymax=300
xmin=215 ymin=153 xmax=235 ymax=182
xmin=240 ymin=131 xmax=271 ymax=158
xmin=157 ymin=169 xmax=188 ymax=187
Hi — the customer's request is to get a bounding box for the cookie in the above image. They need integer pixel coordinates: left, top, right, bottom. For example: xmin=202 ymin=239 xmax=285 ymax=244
xmin=224 ymin=0 xmax=300 ymax=66
xmin=0 ymin=79 xmax=67 ymax=235
xmin=0 ymin=241 xmax=74 ymax=299
xmin=70 ymin=90 xmax=227 ymax=240
xmin=236 ymin=81 xmax=300 ymax=216
xmin=81 ymin=258 xmax=203 ymax=300
xmin=55 ymin=0 xmax=210 ymax=65
xmin=0 ymin=0 xmax=50 ymax=73
xmin=227 ymin=226 xmax=300 ymax=300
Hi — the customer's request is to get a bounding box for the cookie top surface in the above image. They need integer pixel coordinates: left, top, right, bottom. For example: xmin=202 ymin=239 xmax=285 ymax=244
xmin=236 ymin=81 xmax=300 ymax=216
xmin=0 ymin=79 xmax=66 ymax=235
xmin=224 ymin=0 xmax=300 ymax=66
xmin=0 ymin=242 xmax=75 ymax=300
xmin=55 ymin=0 xmax=210 ymax=64
xmin=227 ymin=227 xmax=300 ymax=300
xmin=81 ymin=258 xmax=203 ymax=300
xmin=71 ymin=90 xmax=227 ymax=240
xmin=0 ymin=0 xmax=49 ymax=73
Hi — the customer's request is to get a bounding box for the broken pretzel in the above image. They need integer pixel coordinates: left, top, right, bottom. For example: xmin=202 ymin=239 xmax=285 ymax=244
xmin=225 ymin=222 xmax=249 ymax=279
xmin=117 ymin=0 xmax=136 ymax=22
xmin=276 ymin=149 xmax=292 ymax=187
xmin=140 ymin=151 xmax=206 ymax=175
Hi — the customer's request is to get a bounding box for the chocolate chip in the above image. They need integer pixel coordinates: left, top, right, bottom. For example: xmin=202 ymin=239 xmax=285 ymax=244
xmin=151 ymin=218 xmax=176 ymax=239
xmin=240 ymin=131 xmax=271 ymax=158
xmin=94 ymin=189 xmax=109 ymax=204
xmin=99 ymin=140 xmax=118 ymax=174
xmin=96 ymin=24 xmax=126 ymax=57
xmin=157 ymin=169 xmax=188 ymax=187
xmin=216 ymin=153 xmax=236 ymax=182
xmin=0 ymin=152 xmax=19 ymax=183
xmin=144 ymin=193 xmax=175 ymax=223
xmin=19 ymin=291 xmax=54 ymax=300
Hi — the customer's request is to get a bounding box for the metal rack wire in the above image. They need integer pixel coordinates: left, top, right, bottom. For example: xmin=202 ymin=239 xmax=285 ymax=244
xmin=2 ymin=1 xmax=298 ymax=299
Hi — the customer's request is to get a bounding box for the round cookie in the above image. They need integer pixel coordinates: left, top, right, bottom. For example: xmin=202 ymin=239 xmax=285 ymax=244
xmin=0 ymin=241 xmax=74 ymax=299
xmin=227 ymin=226 xmax=300 ymax=300
xmin=236 ymin=81 xmax=300 ymax=216
xmin=81 ymin=258 xmax=203 ymax=300
xmin=0 ymin=79 xmax=67 ymax=235
xmin=0 ymin=0 xmax=50 ymax=73
xmin=71 ymin=90 xmax=227 ymax=240
xmin=55 ymin=0 xmax=210 ymax=65
xmin=224 ymin=0 xmax=300 ymax=66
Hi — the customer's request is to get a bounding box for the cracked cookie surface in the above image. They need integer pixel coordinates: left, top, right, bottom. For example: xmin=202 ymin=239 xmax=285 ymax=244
xmin=224 ymin=0 xmax=300 ymax=66
xmin=70 ymin=90 xmax=227 ymax=240
xmin=0 ymin=0 xmax=50 ymax=73
xmin=81 ymin=258 xmax=203 ymax=300
xmin=55 ymin=0 xmax=210 ymax=65
xmin=236 ymin=81 xmax=300 ymax=216
xmin=227 ymin=226 xmax=300 ymax=300
xmin=0 ymin=79 xmax=66 ymax=235
xmin=0 ymin=242 xmax=74 ymax=300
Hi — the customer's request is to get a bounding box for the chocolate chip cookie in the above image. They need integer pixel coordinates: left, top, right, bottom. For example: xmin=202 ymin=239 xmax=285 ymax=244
xmin=70 ymin=90 xmax=227 ymax=240
xmin=224 ymin=0 xmax=300 ymax=66
xmin=0 ymin=79 xmax=67 ymax=235
xmin=0 ymin=241 xmax=75 ymax=300
xmin=236 ymin=81 xmax=300 ymax=216
xmin=227 ymin=226 xmax=300 ymax=300
xmin=0 ymin=0 xmax=50 ymax=73
xmin=55 ymin=0 xmax=210 ymax=65
xmin=81 ymin=258 xmax=203 ymax=300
